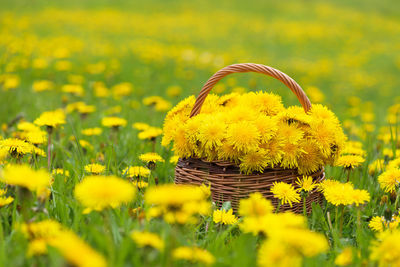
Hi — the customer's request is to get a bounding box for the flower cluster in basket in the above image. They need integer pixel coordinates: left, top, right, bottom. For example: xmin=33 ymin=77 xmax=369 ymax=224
xmin=162 ymin=91 xmax=346 ymax=175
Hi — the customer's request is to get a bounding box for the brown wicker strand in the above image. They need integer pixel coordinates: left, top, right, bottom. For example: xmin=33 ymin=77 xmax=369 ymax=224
xmin=189 ymin=63 xmax=311 ymax=117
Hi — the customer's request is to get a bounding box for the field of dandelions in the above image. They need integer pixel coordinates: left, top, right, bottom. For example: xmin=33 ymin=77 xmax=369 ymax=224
xmin=1 ymin=0 xmax=400 ymax=266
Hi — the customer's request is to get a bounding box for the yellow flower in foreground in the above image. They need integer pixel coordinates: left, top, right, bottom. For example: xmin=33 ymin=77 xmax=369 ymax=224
xmin=49 ymin=230 xmax=106 ymax=267
xmin=139 ymin=152 xmax=165 ymax=163
xmin=173 ymin=246 xmax=215 ymax=265
xmin=335 ymin=247 xmax=353 ymax=266
xmin=0 ymin=164 xmax=50 ymax=194
xmin=130 ymin=231 xmax=164 ymax=251
xmin=84 ymin=163 xmax=105 ymax=174
xmin=101 ymin=116 xmax=127 ymax=128
xmin=370 ymin=229 xmax=400 ymax=267
xmin=378 ymin=168 xmax=400 ymax=193
xmin=34 ymin=109 xmax=66 ymax=128
xmin=239 ymin=192 xmax=274 ymax=217
xmin=271 ymin=182 xmax=300 ymax=207
xmin=213 ymin=209 xmax=238 ymax=225
xmin=74 ymin=175 xmax=136 ymax=213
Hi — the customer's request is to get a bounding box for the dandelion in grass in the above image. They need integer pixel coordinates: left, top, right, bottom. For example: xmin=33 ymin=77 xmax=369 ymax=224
xmin=101 ymin=116 xmax=127 ymax=128
xmin=0 ymin=188 xmax=13 ymax=207
xmin=378 ymin=168 xmax=400 ymax=193
xmin=132 ymin=180 xmax=148 ymax=189
xmin=322 ymin=182 xmax=355 ymax=206
xmin=296 ymin=175 xmax=317 ymax=215
xmin=271 ymin=182 xmax=300 ymax=209
xmin=81 ymin=127 xmax=102 ymax=136
xmin=79 ymin=140 xmax=93 ymax=151
xmin=145 ymin=184 xmax=210 ymax=224
xmin=169 ymin=155 xmax=179 ymax=165
xmin=368 ymin=159 xmax=385 ymax=175
xmin=213 ymin=209 xmax=238 ymax=225
xmin=239 ymin=192 xmax=274 ymax=218
xmin=139 ymin=152 xmax=164 ymax=169
xmin=17 ymin=219 xmax=64 ymax=256
xmin=0 ymin=138 xmax=35 ymax=158
xmin=369 ymin=215 xmax=400 ymax=232
xmin=138 ymin=127 xmax=163 ymax=141
xmin=49 ymin=230 xmax=106 ymax=267
xmin=74 ymin=175 xmax=136 ymax=213
xmin=130 ymin=231 xmax=164 ymax=251
xmin=25 ymin=130 xmax=47 ymax=145
xmin=84 ymin=163 xmax=105 ymax=174
xmin=335 ymin=247 xmax=353 ymax=266
xmin=132 ymin=122 xmax=150 ymax=131
xmin=34 ymin=109 xmax=66 ymax=169
xmin=351 ymin=189 xmax=370 ymax=206
xmin=173 ymin=246 xmax=215 ymax=266
xmin=1 ymin=164 xmax=50 ymax=195
xmin=123 ymin=166 xmax=151 ymax=178
xmin=335 ymin=155 xmax=365 ymax=169
xmin=370 ymin=229 xmax=400 ymax=267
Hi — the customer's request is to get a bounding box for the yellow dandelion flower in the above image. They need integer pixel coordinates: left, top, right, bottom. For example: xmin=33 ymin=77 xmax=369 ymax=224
xmin=0 ymin=138 xmax=35 ymax=156
xmin=368 ymin=159 xmax=385 ymax=175
xmin=369 ymin=215 xmax=400 ymax=232
xmin=173 ymin=246 xmax=215 ymax=266
xmin=52 ymin=168 xmax=70 ymax=177
xmin=280 ymin=141 xmax=303 ymax=169
xmin=17 ymin=121 xmax=41 ymax=132
xmin=138 ymin=127 xmax=163 ymax=140
xmin=259 ymin=137 xmax=284 ymax=168
xmin=335 ymin=155 xmax=365 ymax=169
xmin=248 ymin=91 xmax=284 ymax=116
xmin=0 ymin=188 xmax=13 ymax=207
xmin=271 ymin=182 xmax=300 ymax=207
xmin=239 ymin=149 xmax=269 ymax=174
xmin=81 ymin=127 xmax=102 ymax=136
xmin=335 ymin=247 xmax=353 ymax=266
xmin=239 ymin=192 xmax=274 ymax=217
xmin=34 ymin=109 xmax=66 ymax=128
xmin=226 ymin=121 xmax=260 ymax=153
xmin=297 ymin=139 xmax=324 ymax=175
xmin=213 ymin=209 xmax=238 ymax=225
xmin=139 ymin=152 xmax=164 ymax=163
xmin=49 ymin=230 xmax=106 ymax=267
xmin=295 ymin=176 xmax=317 ymax=192
xmin=169 ymin=155 xmax=179 ymax=164
xmin=130 ymin=231 xmax=164 ymax=251
xmin=74 ymin=175 xmax=136 ymax=212
xmin=370 ymin=229 xmax=400 ymax=267
xmin=387 ymin=158 xmax=400 ymax=171
xmin=84 ymin=163 xmax=105 ymax=174
xmin=79 ymin=140 xmax=93 ymax=150
xmin=101 ymin=116 xmax=127 ymax=128
xmin=25 ymin=130 xmax=47 ymax=145
xmin=123 ymin=166 xmax=151 ymax=178
xmin=276 ymin=122 xmax=304 ymax=145
xmin=197 ymin=116 xmax=226 ymax=150
xmin=132 ymin=180 xmax=148 ymax=189
xmin=32 ymin=80 xmax=54 ymax=92
xmin=132 ymin=122 xmax=150 ymax=131
xmin=111 ymin=82 xmax=133 ymax=98
xmin=378 ymin=168 xmax=400 ymax=193
xmin=309 ymin=104 xmax=340 ymax=125
xmin=254 ymin=116 xmax=278 ymax=142
xmin=61 ymin=84 xmax=84 ymax=96
xmin=0 ymin=164 xmax=50 ymax=194
xmin=309 ymin=120 xmax=336 ymax=157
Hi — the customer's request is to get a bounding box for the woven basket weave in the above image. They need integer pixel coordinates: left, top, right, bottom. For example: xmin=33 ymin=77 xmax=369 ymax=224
xmin=174 ymin=63 xmax=325 ymax=213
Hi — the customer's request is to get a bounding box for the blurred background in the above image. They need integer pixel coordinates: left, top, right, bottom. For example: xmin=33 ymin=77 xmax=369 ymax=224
xmin=1 ymin=0 xmax=399 ymax=131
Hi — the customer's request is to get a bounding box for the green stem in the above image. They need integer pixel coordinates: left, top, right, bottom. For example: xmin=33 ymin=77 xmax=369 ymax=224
xmin=339 ymin=205 xmax=345 ymax=237
xmin=303 ymin=196 xmax=307 ymax=216
xmin=275 ymin=201 xmax=281 ymax=213
xmin=394 ymin=187 xmax=400 ymax=210
xmin=47 ymin=127 xmax=53 ymax=171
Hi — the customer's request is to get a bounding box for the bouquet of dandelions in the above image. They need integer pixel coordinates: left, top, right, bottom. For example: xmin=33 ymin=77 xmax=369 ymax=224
xmin=162 ymin=90 xmax=346 ymax=175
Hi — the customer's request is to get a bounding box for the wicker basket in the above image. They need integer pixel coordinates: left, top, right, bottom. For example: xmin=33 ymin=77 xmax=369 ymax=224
xmin=174 ymin=63 xmax=325 ymax=213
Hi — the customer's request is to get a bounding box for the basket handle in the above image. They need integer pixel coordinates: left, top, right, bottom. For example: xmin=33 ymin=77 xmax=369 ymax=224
xmin=189 ymin=63 xmax=311 ymax=117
